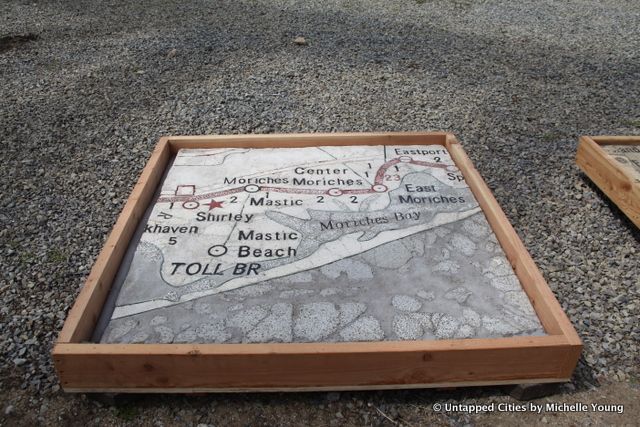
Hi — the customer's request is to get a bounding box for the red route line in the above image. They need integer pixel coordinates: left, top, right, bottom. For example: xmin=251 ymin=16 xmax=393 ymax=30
xmin=260 ymin=186 xmax=325 ymax=195
xmin=157 ymin=186 xmax=245 ymax=203
xmin=374 ymin=158 xmax=400 ymax=184
xmin=156 ymin=158 xmax=453 ymax=203
xmin=341 ymin=188 xmax=377 ymax=195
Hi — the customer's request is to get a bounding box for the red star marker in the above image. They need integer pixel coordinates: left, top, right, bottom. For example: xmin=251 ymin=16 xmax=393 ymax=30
xmin=207 ymin=199 xmax=224 ymax=210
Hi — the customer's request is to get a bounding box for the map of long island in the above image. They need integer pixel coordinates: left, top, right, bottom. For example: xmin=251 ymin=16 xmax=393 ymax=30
xmin=97 ymin=144 xmax=544 ymax=344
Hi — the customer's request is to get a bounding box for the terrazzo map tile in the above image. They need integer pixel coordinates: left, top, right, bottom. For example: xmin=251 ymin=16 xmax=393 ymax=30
xmin=98 ymin=145 xmax=544 ymax=343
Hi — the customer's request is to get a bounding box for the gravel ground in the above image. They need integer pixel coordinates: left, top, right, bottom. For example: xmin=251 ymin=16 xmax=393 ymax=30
xmin=1 ymin=0 xmax=639 ymax=425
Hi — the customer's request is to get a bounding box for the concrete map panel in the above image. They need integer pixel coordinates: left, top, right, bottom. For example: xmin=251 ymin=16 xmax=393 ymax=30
xmin=603 ymin=144 xmax=640 ymax=183
xmin=99 ymin=145 xmax=544 ymax=344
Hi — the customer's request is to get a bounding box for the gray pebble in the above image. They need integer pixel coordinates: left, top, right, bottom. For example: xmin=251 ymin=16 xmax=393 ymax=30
xmin=339 ymin=316 xmax=384 ymax=341
xmin=391 ymin=295 xmax=422 ymax=312
xmin=294 ymin=302 xmax=339 ymax=341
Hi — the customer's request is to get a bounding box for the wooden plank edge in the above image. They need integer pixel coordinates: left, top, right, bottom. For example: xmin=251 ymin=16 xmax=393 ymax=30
xmin=53 ymin=338 xmax=576 ymax=391
xmin=52 ymin=335 xmax=569 ymax=356
xmin=53 ymin=337 xmax=581 ymax=391
xmin=56 ymin=137 xmax=172 ymax=343
xmin=166 ymin=131 xmax=451 ymax=141
xmin=53 ymin=337 xmax=578 ymax=390
xmin=578 ymin=136 xmax=638 ymax=190
xmin=576 ymin=136 xmax=628 ymax=183
xmin=62 ymin=377 xmax=570 ymax=394
xmin=576 ymin=136 xmax=640 ymax=227
xmin=590 ymin=135 xmax=640 ymax=145
xmin=445 ymin=135 xmax=581 ymax=347
xmin=558 ymin=340 xmax=584 ymax=379
xmin=167 ymin=131 xmax=451 ymax=152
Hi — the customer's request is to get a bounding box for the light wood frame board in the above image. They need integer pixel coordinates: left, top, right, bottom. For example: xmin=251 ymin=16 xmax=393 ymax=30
xmin=576 ymin=135 xmax=640 ymax=228
xmin=53 ymin=132 xmax=582 ymax=392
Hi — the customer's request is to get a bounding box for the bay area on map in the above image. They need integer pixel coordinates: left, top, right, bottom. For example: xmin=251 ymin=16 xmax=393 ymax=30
xmin=97 ymin=144 xmax=544 ymax=344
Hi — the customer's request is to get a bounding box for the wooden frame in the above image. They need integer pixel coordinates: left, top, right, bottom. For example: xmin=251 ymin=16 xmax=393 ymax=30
xmin=576 ymin=135 xmax=640 ymax=228
xmin=53 ymin=132 xmax=582 ymax=392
